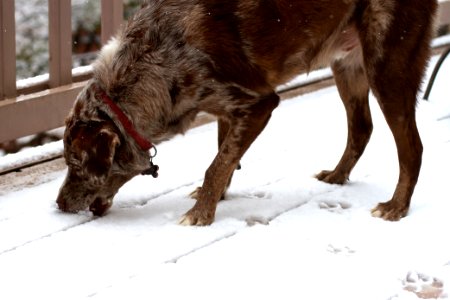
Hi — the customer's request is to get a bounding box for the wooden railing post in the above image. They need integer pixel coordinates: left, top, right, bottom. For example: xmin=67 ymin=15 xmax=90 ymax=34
xmin=48 ymin=0 xmax=72 ymax=88
xmin=439 ymin=0 xmax=450 ymax=26
xmin=0 ymin=0 xmax=16 ymax=100
xmin=101 ymin=0 xmax=124 ymax=45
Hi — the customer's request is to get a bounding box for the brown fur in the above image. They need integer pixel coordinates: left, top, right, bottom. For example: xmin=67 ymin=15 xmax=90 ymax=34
xmin=57 ymin=0 xmax=438 ymax=225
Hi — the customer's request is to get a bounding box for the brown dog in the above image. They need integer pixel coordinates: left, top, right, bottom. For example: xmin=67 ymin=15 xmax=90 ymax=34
xmin=57 ymin=0 xmax=437 ymax=225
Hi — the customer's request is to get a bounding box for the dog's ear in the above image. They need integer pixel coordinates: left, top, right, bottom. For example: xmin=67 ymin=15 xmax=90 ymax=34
xmin=66 ymin=121 xmax=121 ymax=181
xmin=83 ymin=125 xmax=121 ymax=179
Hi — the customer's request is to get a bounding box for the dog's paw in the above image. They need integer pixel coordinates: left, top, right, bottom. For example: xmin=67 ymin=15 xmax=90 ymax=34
xmin=371 ymin=200 xmax=408 ymax=221
xmin=315 ymin=170 xmax=348 ymax=185
xmin=402 ymin=271 xmax=446 ymax=299
xmin=179 ymin=207 xmax=215 ymax=226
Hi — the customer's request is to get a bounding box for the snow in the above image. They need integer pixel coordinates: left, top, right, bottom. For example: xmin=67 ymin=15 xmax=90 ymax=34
xmin=1 ymin=54 xmax=450 ymax=300
xmin=0 ymin=140 xmax=63 ymax=174
xmin=433 ymin=34 xmax=450 ymax=48
xmin=16 ymin=65 xmax=94 ymax=91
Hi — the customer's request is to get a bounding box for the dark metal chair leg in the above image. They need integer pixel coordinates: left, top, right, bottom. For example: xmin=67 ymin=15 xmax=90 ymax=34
xmin=423 ymin=46 xmax=450 ymax=100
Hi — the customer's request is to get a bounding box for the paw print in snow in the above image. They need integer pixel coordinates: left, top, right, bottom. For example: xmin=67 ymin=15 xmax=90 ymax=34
xmin=403 ymin=271 xmax=446 ymax=299
xmin=229 ymin=190 xmax=271 ymax=201
xmin=319 ymin=200 xmax=351 ymax=212
xmin=326 ymin=244 xmax=355 ymax=256
xmin=245 ymin=215 xmax=270 ymax=226
xmin=248 ymin=190 xmax=271 ymax=200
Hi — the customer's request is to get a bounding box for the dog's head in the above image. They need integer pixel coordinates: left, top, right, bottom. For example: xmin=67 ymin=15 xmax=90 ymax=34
xmin=56 ymin=90 xmax=147 ymax=216
xmin=57 ymin=117 xmax=130 ymax=216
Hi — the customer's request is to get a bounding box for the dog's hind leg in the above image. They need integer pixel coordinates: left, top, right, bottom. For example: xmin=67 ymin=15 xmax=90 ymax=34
xmin=181 ymin=91 xmax=280 ymax=226
xmin=369 ymin=76 xmax=423 ymax=221
xmin=368 ymin=65 xmax=424 ymax=221
xmin=362 ymin=1 xmax=435 ymax=221
xmin=316 ymin=52 xmax=372 ymax=184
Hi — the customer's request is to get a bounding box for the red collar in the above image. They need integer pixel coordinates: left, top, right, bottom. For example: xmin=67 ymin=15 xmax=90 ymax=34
xmin=96 ymin=86 xmax=153 ymax=151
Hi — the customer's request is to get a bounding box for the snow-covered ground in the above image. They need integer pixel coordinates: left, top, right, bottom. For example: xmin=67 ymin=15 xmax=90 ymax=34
xmin=1 ymin=54 xmax=450 ymax=300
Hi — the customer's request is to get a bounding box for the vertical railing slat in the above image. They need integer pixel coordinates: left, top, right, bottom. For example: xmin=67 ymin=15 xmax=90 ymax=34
xmin=101 ymin=0 xmax=124 ymax=45
xmin=48 ymin=0 xmax=72 ymax=88
xmin=439 ymin=1 xmax=450 ymax=26
xmin=0 ymin=0 xmax=16 ymax=100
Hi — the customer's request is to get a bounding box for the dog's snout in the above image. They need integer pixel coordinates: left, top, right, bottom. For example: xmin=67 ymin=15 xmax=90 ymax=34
xmin=56 ymin=180 xmax=90 ymax=213
xmin=56 ymin=191 xmax=78 ymax=213
xmin=56 ymin=175 xmax=118 ymax=215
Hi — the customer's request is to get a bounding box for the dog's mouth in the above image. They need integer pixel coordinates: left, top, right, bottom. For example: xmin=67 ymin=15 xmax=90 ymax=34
xmin=57 ymin=194 xmax=113 ymax=216
xmin=89 ymin=196 xmax=114 ymax=216
xmin=56 ymin=167 xmax=134 ymax=216
xmin=56 ymin=180 xmax=115 ymax=216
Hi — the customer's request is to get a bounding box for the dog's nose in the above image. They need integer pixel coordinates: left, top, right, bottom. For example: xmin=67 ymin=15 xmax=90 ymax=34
xmin=56 ymin=194 xmax=67 ymax=212
xmin=56 ymin=190 xmax=69 ymax=212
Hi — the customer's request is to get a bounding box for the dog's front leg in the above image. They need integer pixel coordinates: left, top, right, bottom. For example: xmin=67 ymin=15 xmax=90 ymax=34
xmin=217 ymin=117 xmax=242 ymax=199
xmin=180 ymin=92 xmax=280 ymax=226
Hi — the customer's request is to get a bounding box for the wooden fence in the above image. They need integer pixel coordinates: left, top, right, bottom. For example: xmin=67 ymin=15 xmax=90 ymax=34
xmin=1 ymin=0 xmax=450 ymax=144
xmin=0 ymin=0 xmax=123 ymax=143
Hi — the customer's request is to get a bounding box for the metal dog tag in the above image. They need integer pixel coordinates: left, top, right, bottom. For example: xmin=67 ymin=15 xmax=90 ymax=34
xmin=141 ymin=146 xmax=159 ymax=178
xmin=142 ymin=161 xmax=159 ymax=178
